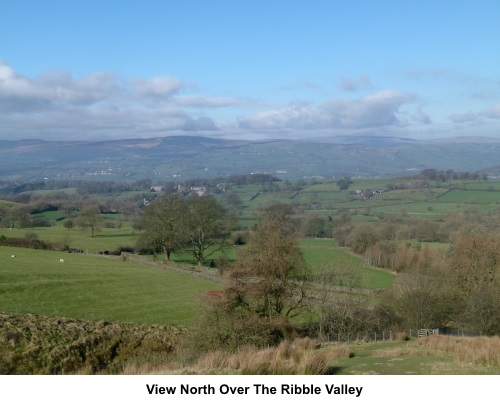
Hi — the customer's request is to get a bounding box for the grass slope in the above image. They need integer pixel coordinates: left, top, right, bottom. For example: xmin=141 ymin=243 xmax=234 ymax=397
xmin=300 ymin=239 xmax=395 ymax=289
xmin=0 ymin=246 xmax=218 ymax=325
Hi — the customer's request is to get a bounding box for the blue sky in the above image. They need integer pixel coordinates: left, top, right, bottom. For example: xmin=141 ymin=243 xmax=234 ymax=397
xmin=1 ymin=0 xmax=499 ymax=141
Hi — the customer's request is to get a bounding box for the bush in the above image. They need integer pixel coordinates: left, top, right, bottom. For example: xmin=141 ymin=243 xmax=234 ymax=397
xmin=0 ymin=313 xmax=181 ymax=374
xmin=0 ymin=236 xmax=46 ymax=249
xmin=184 ymin=301 xmax=295 ymax=354
xmin=31 ymin=217 xmax=52 ymax=227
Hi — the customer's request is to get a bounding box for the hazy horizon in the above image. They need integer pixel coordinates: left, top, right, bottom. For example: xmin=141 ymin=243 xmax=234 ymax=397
xmin=1 ymin=1 xmax=499 ymax=142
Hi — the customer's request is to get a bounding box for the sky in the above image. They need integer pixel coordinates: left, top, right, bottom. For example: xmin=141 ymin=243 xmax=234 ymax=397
xmin=1 ymin=0 xmax=499 ymax=142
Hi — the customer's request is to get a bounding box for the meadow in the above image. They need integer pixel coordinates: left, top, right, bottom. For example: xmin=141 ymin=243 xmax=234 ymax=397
xmin=299 ymin=239 xmax=394 ymax=289
xmin=0 ymin=246 xmax=218 ymax=325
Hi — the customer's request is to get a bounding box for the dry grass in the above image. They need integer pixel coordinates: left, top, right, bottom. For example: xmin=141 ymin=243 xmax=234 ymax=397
xmin=149 ymin=337 xmax=351 ymax=375
xmin=416 ymin=335 xmax=500 ymax=367
xmin=192 ymin=338 xmax=329 ymax=374
xmin=371 ymin=347 xmax=432 ymax=357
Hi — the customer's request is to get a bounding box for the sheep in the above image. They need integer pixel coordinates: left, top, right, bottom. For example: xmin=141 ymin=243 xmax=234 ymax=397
xmin=11 ymin=255 xmax=15 ymax=258
xmin=59 ymin=258 xmax=64 ymax=264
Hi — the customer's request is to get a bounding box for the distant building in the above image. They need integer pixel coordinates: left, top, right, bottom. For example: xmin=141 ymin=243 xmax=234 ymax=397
xmin=191 ymin=186 xmax=206 ymax=196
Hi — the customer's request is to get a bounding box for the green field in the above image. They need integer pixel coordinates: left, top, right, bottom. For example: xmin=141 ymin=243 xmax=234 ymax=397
xmin=1 ymin=223 xmax=140 ymax=253
xmin=300 ymin=239 xmax=395 ymax=289
xmin=0 ymin=246 xmax=218 ymax=325
xmin=434 ymin=189 xmax=500 ymax=204
xmin=0 ymin=238 xmax=392 ymax=327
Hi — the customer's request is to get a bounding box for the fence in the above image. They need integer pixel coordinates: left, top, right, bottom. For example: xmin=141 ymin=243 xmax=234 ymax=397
xmin=320 ymin=327 xmax=477 ymax=345
xmin=417 ymin=328 xmax=439 ymax=337
xmin=321 ymin=330 xmax=415 ymax=344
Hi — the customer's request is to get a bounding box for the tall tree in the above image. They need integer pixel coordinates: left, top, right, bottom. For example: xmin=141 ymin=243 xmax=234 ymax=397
xmin=138 ymin=193 xmax=185 ymax=260
xmin=79 ymin=202 xmax=101 ymax=237
xmin=181 ymin=195 xmax=234 ymax=266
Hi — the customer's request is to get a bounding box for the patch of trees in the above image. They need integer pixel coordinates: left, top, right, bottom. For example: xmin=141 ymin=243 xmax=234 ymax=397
xmin=186 ymin=204 xmax=309 ymax=352
xmin=413 ymin=168 xmax=488 ymax=181
xmin=0 ymin=205 xmax=53 ymax=229
xmin=0 ymin=234 xmax=65 ymax=251
xmin=136 ymin=194 xmax=235 ymax=265
xmin=75 ymin=179 xmax=153 ymax=195
xmin=0 ymin=179 xmax=159 ymax=199
xmin=377 ymin=227 xmax=500 ymax=335
xmin=182 ymin=173 xmax=280 ymax=188
xmin=326 ymin=213 xmax=500 ymax=335
xmin=302 ymin=215 xmax=334 ymax=238
xmin=336 ymin=177 xmax=353 ymax=190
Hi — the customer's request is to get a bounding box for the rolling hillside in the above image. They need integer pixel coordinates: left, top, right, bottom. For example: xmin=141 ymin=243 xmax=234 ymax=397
xmin=1 ymin=135 xmax=500 ymax=181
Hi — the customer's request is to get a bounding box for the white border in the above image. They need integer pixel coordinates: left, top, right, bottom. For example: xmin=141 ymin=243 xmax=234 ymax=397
xmin=2 ymin=375 xmax=497 ymax=405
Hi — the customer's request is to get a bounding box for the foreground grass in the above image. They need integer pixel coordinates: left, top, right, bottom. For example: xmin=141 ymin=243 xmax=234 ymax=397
xmin=0 ymin=246 xmax=218 ymax=325
xmin=1 ymin=312 xmax=498 ymax=375
xmin=96 ymin=335 xmax=500 ymax=375
xmin=330 ymin=336 xmax=500 ymax=375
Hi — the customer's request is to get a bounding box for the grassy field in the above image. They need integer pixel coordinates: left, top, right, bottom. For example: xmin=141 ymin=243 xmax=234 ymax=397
xmin=0 ymin=238 xmax=392 ymax=329
xmin=1 ymin=223 xmax=140 ymax=253
xmin=299 ymin=239 xmax=395 ymax=289
xmin=0 ymin=246 xmax=218 ymax=326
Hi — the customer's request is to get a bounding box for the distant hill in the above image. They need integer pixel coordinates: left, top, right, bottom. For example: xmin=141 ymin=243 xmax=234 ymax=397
xmin=1 ymin=135 xmax=499 ymax=181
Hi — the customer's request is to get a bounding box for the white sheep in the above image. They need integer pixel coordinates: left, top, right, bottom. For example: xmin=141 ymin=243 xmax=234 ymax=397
xmin=11 ymin=255 xmax=15 ymax=258
xmin=59 ymin=258 xmax=64 ymax=264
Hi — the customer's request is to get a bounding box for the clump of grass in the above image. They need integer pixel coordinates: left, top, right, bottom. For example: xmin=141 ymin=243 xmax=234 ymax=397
xmin=396 ymin=332 xmax=409 ymax=341
xmin=184 ymin=338 xmax=344 ymax=375
xmin=416 ymin=335 xmax=500 ymax=367
xmin=371 ymin=348 xmax=431 ymax=357
xmin=326 ymin=344 xmax=353 ymax=359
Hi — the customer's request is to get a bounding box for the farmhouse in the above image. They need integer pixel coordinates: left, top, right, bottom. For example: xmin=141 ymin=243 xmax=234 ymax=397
xmin=190 ymin=186 xmax=206 ymax=196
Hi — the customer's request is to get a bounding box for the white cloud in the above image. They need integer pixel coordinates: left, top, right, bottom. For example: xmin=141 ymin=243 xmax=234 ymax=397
xmin=175 ymin=95 xmax=243 ymax=108
xmin=279 ymin=80 xmax=322 ymax=91
xmin=449 ymin=112 xmax=479 ymax=123
xmin=133 ymin=76 xmax=183 ymax=99
xmin=339 ymin=74 xmax=374 ymax=92
xmin=482 ymin=104 xmax=500 ymax=119
xmin=239 ymin=90 xmax=415 ymax=136
xmin=2 ymin=60 xmax=497 ymax=142
xmin=0 ymin=61 xmax=221 ymax=140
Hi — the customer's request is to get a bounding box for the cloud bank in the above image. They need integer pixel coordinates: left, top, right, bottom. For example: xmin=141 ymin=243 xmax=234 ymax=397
xmin=1 ymin=61 xmax=498 ymax=141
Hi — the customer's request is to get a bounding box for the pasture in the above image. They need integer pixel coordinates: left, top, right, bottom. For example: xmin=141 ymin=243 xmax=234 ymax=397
xmin=1 ymin=222 xmax=140 ymax=253
xmin=299 ymin=239 xmax=395 ymax=289
xmin=0 ymin=246 xmax=218 ymax=325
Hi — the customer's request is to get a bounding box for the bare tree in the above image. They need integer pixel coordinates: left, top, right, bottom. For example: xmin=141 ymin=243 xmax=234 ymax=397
xmin=79 ymin=202 xmax=101 ymax=237
xmin=224 ymin=204 xmax=308 ymax=321
xmin=137 ymin=193 xmax=185 ymax=261
xmin=181 ymin=195 xmax=234 ymax=266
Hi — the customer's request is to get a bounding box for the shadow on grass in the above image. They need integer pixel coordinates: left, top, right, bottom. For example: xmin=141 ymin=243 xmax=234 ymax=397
xmin=94 ymin=233 xmax=135 ymax=238
xmin=325 ymin=366 xmax=344 ymax=375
